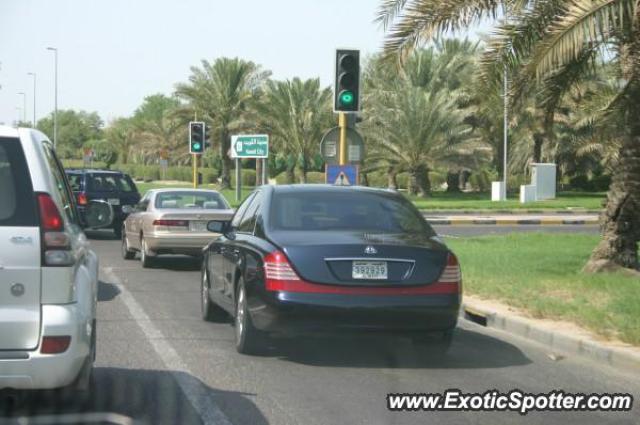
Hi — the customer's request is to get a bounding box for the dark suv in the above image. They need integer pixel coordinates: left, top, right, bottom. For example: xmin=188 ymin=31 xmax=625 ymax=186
xmin=65 ymin=169 xmax=141 ymax=237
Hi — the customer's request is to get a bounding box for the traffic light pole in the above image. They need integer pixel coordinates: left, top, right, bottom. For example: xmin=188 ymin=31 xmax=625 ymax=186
xmin=339 ymin=112 xmax=347 ymax=165
xmin=192 ymin=154 xmax=198 ymax=188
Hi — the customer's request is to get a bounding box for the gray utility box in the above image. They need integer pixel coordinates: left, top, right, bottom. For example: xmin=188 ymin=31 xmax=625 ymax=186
xmin=520 ymin=163 xmax=557 ymax=203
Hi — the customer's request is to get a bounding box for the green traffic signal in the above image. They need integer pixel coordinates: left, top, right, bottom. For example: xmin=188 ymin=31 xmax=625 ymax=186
xmin=339 ymin=90 xmax=355 ymax=106
xmin=192 ymin=142 xmax=202 ymax=151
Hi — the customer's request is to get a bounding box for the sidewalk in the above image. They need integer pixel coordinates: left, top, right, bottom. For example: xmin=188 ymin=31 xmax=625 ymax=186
xmin=463 ymin=295 xmax=640 ymax=372
xmin=424 ymin=213 xmax=599 ymax=225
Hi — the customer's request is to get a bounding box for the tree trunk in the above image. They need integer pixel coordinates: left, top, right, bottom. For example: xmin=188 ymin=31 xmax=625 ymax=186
xmin=299 ymin=159 xmax=308 ymax=184
xmin=409 ymin=166 xmax=430 ymax=198
xmin=285 ymin=165 xmax=296 ymax=184
xmin=387 ymin=166 xmax=398 ymax=190
xmin=585 ymin=30 xmax=640 ymax=273
xmin=533 ymin=133 xmax=544 ymax=163
xmin=584 ymin=134 xmax=640 ymax=272
xmin=446 ymin=170 xmax=460 ymax=193
xmin=361 ymin=172 xmax=369 ymax=187
xmin=220 ymin=129 xmax=232 ymax=190
xmin=460 ymin=170 xmax=471 ymax=191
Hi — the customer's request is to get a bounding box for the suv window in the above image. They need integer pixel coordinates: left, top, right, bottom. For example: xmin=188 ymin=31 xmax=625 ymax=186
xmin=67 ymin=173 xmax=83 ymax=191
xmin=0 ymin=137 xmax=37 ymax=226
xmin=230 ymin=192 xmax=256 ymax=229
xmin=88 ymin=173 xmax=136 ymax=192
xmin=237 ymin=191 xmax=261 ymax=234
xmin=43 ymin=144 xmax=79 ymax=225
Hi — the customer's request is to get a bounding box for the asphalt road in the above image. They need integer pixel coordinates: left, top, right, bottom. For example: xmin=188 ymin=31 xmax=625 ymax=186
xmin=2 ymin=228 xmax=637 ymax=425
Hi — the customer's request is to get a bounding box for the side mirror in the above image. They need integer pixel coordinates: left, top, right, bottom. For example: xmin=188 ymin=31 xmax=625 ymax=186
xmin=207 ymin=220 xmax=229 ymax=234
xmin=84 ymin=200 xmax=114 ymax=229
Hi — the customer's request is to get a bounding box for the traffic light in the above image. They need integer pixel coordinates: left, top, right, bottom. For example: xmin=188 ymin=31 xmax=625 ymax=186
xmin=189 ymin=121 xmax=205 ymax=154
xmin=334 ymin=49 xmax=360 ymax=112
xmin=204 ymin=124 xmax=211 ymax=149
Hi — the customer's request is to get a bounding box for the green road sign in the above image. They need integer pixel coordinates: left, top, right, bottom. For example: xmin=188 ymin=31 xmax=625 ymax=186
xmin=231 ymin=134 xmax=269 ymax=158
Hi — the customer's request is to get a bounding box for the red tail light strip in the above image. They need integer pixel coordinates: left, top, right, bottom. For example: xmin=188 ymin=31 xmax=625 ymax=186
xmin=153 ymin=219 xmax=188 ymax=226
xmin=264 ymin=250 xmax=460 ymax=296
xmin=265 ymin=279 xmax=458 ymax=295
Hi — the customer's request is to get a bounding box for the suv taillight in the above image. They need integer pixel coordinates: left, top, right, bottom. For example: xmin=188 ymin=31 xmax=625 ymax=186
xmin=38 ymin=193 xmax=74 ymax=266
xmin=77 ymin=192 xmax=88 ymax=206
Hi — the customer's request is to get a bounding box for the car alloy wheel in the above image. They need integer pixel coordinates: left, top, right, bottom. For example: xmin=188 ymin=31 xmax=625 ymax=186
xmin=201 ymin=270 xmax=210 ymax=316
xmin=235 ymin=286 xmax=245 ymax=342
xmin=234 ymin=281 xmax=264 ymax=355
xmin=140 ymin=237 xmax=154 ymax=268
xmin=122 ymin=231 xmax=135 ymax=260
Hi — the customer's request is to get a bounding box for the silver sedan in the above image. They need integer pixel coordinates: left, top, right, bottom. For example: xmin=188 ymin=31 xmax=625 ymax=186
xmin=121 ymin=188 xmax=234 ymax=267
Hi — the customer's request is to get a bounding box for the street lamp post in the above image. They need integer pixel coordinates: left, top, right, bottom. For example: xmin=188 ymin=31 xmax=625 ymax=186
xmin=47 ymin=47 xmax=58 ymax=147
xmin=27 ymin=72 xmax=36 ymax=126
xmin=17 ymin=92 xmax=26 ymax=122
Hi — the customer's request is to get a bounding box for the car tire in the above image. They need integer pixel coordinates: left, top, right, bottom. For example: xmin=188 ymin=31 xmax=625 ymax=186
xmin=121 ymin=230 xmax=136 ymax=260
xmin=234 ymin=279 xmax=264 ymax=355
xmin=412 ymin=330 xmax=454 ymax=358
xmin=140 ymin=236 xmax=155 ymax=268
xmin=201 ymin=267 xmax=227 ymax=322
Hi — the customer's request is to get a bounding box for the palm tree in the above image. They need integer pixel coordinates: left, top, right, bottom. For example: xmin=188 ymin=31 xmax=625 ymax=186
xmin=175 ymin=58 xmax=271 ymax=189
xmin=362 ymin=45 xmax=487 ymax=196
xmin=253 ymin=78 xmax=333 ymax=183
xmin=379 ymin=0 xmax=640 ymax=272
xmin=131 ymin=94 xmax=187 ymax=164
xmin=105 ymin=117 xmax=137 ymax=165
xmin=363 ymin=64 xmax=478 ymax=196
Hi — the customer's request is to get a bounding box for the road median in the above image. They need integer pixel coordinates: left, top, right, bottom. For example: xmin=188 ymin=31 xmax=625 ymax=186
xmin=425 ymin=214 xmax=599 ymax=226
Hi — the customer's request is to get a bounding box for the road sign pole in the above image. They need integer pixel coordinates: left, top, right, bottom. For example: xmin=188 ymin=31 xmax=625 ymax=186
xmin=339 ymin=113 xmax=347 ymax=165
xmin=262 ymin=158 xmax=267 ymax=185
xmin=235 ymin=158 xmax=241 ymax=202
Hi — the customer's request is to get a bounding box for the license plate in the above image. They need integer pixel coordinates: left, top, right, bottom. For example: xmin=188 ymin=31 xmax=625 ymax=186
xmin=352 ymin=261 xmax=388 ymax=280
xmin=107 ymin=198 xmax=120 ymax=206
xmin=189 ymin=221 xmax=208 ymax=232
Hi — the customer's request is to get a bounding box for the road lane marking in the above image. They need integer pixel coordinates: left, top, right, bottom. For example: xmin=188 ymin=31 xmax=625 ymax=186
xmin=102 ymin=267 xmax=233 ymax=425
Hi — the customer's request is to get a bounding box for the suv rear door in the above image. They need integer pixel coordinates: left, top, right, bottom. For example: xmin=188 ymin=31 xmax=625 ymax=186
xmin=87 ymin=172 xmax=140 ymax=211
xmin=0 ymin=137 xmax=41 ymax=350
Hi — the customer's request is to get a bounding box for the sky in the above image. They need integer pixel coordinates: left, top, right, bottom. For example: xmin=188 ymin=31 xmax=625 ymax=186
xmin=0 ymin=0 xmax=487 ymax=126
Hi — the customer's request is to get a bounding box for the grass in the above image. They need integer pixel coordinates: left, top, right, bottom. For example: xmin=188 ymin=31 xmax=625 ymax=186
xmin=135 ymin=180 xmax=605 ymax=211
xmin=408 ymin=191 xmax=606 ymax=210
xmin=447 ymin=233 xmax=640 ymax=344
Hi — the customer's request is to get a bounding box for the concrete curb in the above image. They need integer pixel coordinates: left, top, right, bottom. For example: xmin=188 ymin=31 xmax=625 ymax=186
xmin=426 ymin=218 xmax=597 ymax=225
xmin=420 ymin=209 xmax=601 ymax=215
xmin=463 ymin=303 xmax=640 ymax=372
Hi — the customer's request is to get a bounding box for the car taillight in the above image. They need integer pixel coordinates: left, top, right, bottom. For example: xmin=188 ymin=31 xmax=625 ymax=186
xmin=38 ymin=193 xmax=74 ymax=267
xmin=41 ymin=336 xmax=71 ymax=354
xmin=153 ymin=219 xmax=188 ymax=227
xmin=263 ymin=250 xmax=459 ymax=295
xmin=37 ymin=193 xmax=63 ymax=231
xmin=264 ymin=250 xmax=301 ymax=288
xmin=438 ymin=253 xmax=461 ymax=283
xmin=77 ymin=192 xmax=88 ymax=206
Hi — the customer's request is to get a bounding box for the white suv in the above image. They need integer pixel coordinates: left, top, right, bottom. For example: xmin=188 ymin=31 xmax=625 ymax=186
xmin=0 ymin=126 xmax=111 ymax=393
